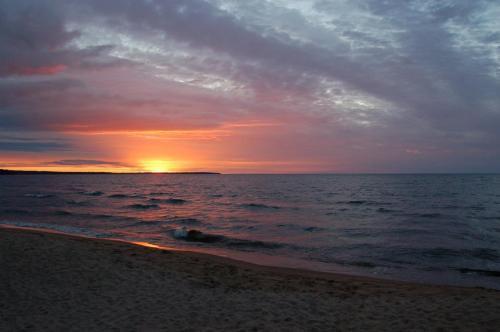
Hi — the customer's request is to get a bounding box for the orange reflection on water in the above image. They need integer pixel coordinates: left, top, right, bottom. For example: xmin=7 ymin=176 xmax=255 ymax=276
xmin=132 ymin=241 xmax=163 ymax=249
xmin=131 ymin=241 xmax=181 ymax=252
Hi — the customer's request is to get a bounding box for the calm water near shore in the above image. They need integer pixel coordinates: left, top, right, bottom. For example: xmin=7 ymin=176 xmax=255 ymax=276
xmin=1 ymin=174 xmax=499 ymax=288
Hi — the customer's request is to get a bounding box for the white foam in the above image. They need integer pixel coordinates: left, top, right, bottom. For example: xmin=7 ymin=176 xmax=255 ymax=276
xmin=173 ymin=227 xmax=188 ymax=239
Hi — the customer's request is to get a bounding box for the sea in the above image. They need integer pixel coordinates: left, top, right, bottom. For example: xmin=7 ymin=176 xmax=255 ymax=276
xmin=1 ymin=174 xmax=499 ymax=289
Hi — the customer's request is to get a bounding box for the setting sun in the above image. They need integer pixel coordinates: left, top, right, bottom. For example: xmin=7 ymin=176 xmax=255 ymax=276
xmin=141 ymin=160 xmax=171 ymax=173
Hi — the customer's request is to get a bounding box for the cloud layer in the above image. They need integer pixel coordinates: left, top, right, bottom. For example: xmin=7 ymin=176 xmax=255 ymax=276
xmin=0 ymin=0 xmax=499 ymax=172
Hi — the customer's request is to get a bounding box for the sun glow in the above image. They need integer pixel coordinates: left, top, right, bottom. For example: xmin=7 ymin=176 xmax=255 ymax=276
xmin=141 ymin=160 xmax=171 ymax=173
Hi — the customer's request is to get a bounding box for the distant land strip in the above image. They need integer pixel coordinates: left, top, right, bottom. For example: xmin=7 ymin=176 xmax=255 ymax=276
xmin=0 ymin=169 xmax=220 ymax=175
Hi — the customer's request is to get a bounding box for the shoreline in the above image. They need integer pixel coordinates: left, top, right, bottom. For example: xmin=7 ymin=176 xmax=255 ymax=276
xmin=0 ymin=225 xmax=431 ymax=288
xmin=0 ymin=224 xmax=492 ymax=290
xmin=2 ymin=223 xmax=499 ymax=291
xmin=2 ymin=226 xmax=500 ymax=330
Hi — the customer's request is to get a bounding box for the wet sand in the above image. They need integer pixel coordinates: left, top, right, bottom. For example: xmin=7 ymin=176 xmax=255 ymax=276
xmin=1 ymin=227 xmax=499 ymax=331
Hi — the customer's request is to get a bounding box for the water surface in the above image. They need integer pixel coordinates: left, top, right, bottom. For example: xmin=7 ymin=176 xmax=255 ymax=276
xmin=1 ymin=174 xmax=499 ymax=289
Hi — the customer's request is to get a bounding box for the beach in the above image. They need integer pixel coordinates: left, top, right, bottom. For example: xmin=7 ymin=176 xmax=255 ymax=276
xmin=1 ymin=227 xmax=499 ymax=331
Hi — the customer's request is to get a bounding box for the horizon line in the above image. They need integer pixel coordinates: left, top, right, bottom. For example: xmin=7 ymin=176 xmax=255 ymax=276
xmin=1 ymin=169 xmax=499 ymax=176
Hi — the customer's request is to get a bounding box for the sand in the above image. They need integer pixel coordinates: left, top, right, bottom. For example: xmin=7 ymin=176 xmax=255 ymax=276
xmin=1 ymin=227 xmax=499 ymax=331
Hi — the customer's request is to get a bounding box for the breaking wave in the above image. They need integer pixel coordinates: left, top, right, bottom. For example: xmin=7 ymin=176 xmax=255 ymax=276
xmin=172 ymin=227 xmax=283 ymax=249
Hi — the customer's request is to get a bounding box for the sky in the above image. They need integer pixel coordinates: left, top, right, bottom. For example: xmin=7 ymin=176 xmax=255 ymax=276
xmin=1 ymin=0 xmax=499 ymax=173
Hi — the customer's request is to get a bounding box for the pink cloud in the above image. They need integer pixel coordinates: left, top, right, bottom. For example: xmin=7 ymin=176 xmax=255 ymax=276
xmin=8 ymin=64 xmax=67 ymax=76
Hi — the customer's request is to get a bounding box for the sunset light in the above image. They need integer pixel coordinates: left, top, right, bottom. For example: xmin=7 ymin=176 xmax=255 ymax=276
xmin=2 ymin=1 xmax=500 ymax=331
xmin=141 ymin=160 xmax=171 ymax=173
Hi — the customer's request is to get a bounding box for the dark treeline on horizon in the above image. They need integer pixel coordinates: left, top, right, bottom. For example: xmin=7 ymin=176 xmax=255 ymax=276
xmin=0 ymin=169 xmax=220 ymax=175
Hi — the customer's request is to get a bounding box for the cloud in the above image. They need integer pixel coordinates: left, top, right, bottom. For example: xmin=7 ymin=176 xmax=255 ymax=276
xmin=0 ymin=137 xmax=69 ymax=152
xmin=45 ymin=159 xmax=131 ymax=167
xmin=0 ymin=74 xmax=248 ymax=131
xmin=0 ymin=0 xmax=131 ymax=77
xmin=62 ymin=0 xmax=500 ymax=132
xmin=0 ymin=0 xmax=499 ymax=171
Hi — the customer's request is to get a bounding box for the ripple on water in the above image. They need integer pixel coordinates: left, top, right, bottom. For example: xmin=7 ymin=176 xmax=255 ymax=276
xmin=240 ymin=203 xmax=281 ymax=210
xmin=126 ymin=204 xmax=160 ymax=210
xmin=24 ymin=193 xmax=54 ymax=199
xmin=80 ymin=191 xmax=104 ymax=196
xmin=149 ymin=198 xmax=187 ymax=204
xmin=108 ymin=194 xmax=129 ymax=199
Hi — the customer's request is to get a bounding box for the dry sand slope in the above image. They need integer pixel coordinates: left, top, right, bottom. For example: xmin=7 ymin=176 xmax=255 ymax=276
xmin=1 ymin=227 xmax=499 ymax=331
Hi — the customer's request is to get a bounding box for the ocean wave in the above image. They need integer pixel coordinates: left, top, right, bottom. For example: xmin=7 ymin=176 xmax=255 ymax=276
xmin=337 ymin=200 xmax=392 ymax=206
xmin=85 ymin=213 xmax=117 ymax=219
xmin=128 ymin=217 xmax=203 ymax=228
xmin=440 ymin=205 xmax=461 ymax=210
xmin=377 ymin=207 xmax=396 ymax=213
xmin=171 ymin=217 xmax=202 ymax=225
xmin=229 ymin=225 xmax=257 ymax=231
xmin=240 ymin=203 xmax=281 ymax=210
xmin=225 ymin=238 xmax=283 ymax=249
xmin=400 ymin=212 xmax=445 ymax=219
xmin=54 ymin=210 xmax=125 ymax=220
xmin=277 ymin=224 xmax=325 ymax=232
xmin=172 ymin=227 xmax=283 ymax=249
xmin=346 ymin=261 xmax=377 ymax=268
xmin=108 ymin=194 xmax=129 ymax=199
xmin=172 ymin=227 xmax=222 ymax=243
xmin=109 ymin=193 xmax=146 ymax=199
xmin=128 ymin=220 xmax=165 ymax=227
xmin=478 ymin=216 xmax=500 ymax=221
xmin=380 ymin=246 xmax=500 ymax=265
xmin=2 ymin=209 xmax=31 ymax=215
xmin=419 ymin=213 xmax=443 ymax=218
xmin=340 ymin=228 xmax=375 ymax=238
xmin=24 ymin=193 xmax=54 ymax=199
xmin=80 ymin=191 xmax=104 ymax=196
xmin=366 ymin=201 xmax=393 ymax=206
xmin=344 ymin=200 xmax=366 ymax=205
xmin=325 ymin=209 xmax=348 ymax=215
xmin=456 ymin=268 xmax=500 ymax=277
xmin=312 ymin=254 xmax=387 ymax=269
xmin=149 ymin=198 xmax=187 ymax=204
xmin=431 ymin=204 xmax=485 ymax=211
xmin=148 ymin=192 xmax=173 ymax=196
xmin=303 ymin=226 xmax=325 ymax=232
xmin=66 ymin=200 xmax=90 ymax=206
xmin=126 ymin=204 xmax=160 ymax=210
xmin=54 ymin=210 xmax=73 ymax=216
xmin=423 ymin=247 xmax=499 ymax=261
xmin=466 ymin=205 xmax=486 ymax=211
